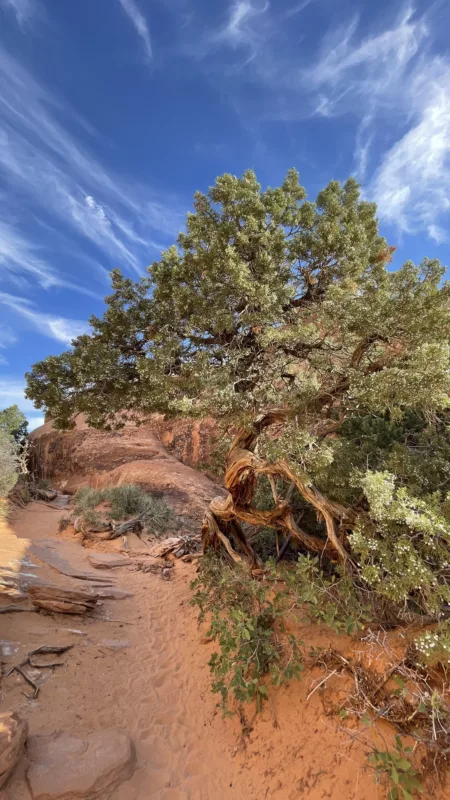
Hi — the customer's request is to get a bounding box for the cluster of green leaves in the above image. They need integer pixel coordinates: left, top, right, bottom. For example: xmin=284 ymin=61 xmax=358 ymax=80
xmin=0 ymin=429 xmax=20 ymax=497
xmin=0 ymin=404 xmax=28 ymax=442
xmin=414 ymin=623 xmax=450 ymax=667
xmin=277 ymin=555 xmax=371 ymax=635
xmin=348 ymin=471 xmax=450 ymax=615
xmin=369 ymin=736 xmax=423 ymax=800
xmin=73 ymin=484 xmax=173 ymax=532
xmin=191 ymin=552 xmax=304 ymax=713
xmin=0 ymin=405 xmax=28 ymax=499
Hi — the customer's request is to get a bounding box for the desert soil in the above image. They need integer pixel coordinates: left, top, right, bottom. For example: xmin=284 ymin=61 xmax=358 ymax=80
xmin=0 ymin=501 xmax=408 ymax=799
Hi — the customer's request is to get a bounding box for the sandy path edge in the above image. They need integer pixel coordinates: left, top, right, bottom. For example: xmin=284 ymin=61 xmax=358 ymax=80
xmin=0 ymin=503 xmax=388 ymax=800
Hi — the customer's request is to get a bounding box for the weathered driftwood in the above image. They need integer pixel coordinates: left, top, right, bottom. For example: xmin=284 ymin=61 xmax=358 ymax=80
xmin=201 ymin=410 xmax=350 ymax=567
xmin=109 ymin=518 xmax=144 ymax=540
xmin=28 ymin=584 xmax=99 ymax=615
xmin=5 ymin=646 xmax=74 ymax=699
xmin=148 ymin=537 xmax=183 ymax=558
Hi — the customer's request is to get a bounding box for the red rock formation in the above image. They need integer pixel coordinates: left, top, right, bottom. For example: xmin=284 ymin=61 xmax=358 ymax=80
xmin=29 ymin=416 xmax=224 ymax=521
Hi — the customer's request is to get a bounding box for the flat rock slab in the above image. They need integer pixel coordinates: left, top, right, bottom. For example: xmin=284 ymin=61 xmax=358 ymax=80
xmin=87 ymin=554 xmax=131 ymax=570
xmin=26 ymin=729 xmax=135 ymax=800
xmin=101 ymin=639 xmax=130 ymax=650
xmin=30 ymin=540 xmax=116 ymax=584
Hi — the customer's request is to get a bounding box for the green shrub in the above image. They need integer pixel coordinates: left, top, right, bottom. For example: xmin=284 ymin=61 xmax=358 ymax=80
xmin=369 ymin=736 xmax=423 ymax=799
xmin=72 ymin=484 xmax=173 ymax=533
xmin=191 ymin=552 xmax=304 ymax=714
xmin=0 ymin=429 xmax=19 ymax=497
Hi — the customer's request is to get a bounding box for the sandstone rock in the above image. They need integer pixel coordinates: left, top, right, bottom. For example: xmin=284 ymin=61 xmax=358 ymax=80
xmin=26 ymin=729 xmax=135 ymax=799
xmin=28 ymin=585 xmax=99 ymax=615
xmin=101 ymin=639 xmax=130 ymax=650
xmin=0 ymin=712 xmax=28 ymax=789
xmin=95 ymin=587 xmax=133 ymax=600
xmin=29 ymin=416 xmax=225 ymax=521
xmin=87 ymin=553 xmax=131 ymax=570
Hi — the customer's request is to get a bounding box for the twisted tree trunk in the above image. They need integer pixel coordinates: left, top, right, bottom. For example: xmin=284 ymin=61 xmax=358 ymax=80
xmin=201 ymin=410 xmax=350 ymax=567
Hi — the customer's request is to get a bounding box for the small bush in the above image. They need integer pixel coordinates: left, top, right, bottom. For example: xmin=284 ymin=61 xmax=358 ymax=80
xmin=0 ymin=430 xmax=19 ymax=497
xmin=191 ymin=552 xmax=304 ymax=714
xmin=413 ymin=622 xmax=450 ymax=667
xmin=369 ymin=736 xmax=423 ymax=799
xmin=72 ymin=484 xmax=173 ymax=533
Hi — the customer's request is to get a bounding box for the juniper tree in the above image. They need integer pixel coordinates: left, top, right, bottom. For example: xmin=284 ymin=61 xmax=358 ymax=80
xmin=26 ymin=170 xmax=450 ymax=627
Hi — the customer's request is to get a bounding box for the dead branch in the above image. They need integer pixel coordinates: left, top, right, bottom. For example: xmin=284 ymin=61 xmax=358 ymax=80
xmin=0 ymin=606 xmax=29 ymax=614
xmin=5 ymin=645 xmax=74 ymax=699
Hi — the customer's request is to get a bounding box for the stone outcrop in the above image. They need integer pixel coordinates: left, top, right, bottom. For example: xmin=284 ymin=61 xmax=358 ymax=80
xmin=29 ymin=416 xmax=224 ymax=522
xmin=0 ymin=712 xmax=28 ymax=789
xmin=26 ymin=729 xmax=135 ymax=799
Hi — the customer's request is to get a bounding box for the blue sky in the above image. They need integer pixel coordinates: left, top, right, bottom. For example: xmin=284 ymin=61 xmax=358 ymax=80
xmin=0 ymin=0 xmax=450 ymax=429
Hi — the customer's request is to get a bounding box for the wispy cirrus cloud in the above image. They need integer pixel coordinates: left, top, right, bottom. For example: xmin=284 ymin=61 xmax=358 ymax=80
xmin=0 ymin=324 xmax=16 ymax=365
xmin=0 ymin=220 xmax=106 ymax=299
xmin=0 ymin=0 xmax=35 ymax=27
xmin=0 ymin=292 xmax=89 ymax=344
xmin=0 ymin=376 xmax=46 ymax=427
xmin=0 ymin=377 xmax=37 ymax=412
xmin=0 ymin=43 xmax=184 ymax=294
xmin=306 ymin=6 xmax=427 ymax=107
xmin=118 ymin=0 xmax=152 ymax=61
xmin=217 ymin=1 xmax=269 ymax=59
xmin=177 ymin=2 xmax=450 ymax=242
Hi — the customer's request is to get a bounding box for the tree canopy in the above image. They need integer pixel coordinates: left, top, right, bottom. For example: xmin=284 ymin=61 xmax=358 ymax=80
xmin=0 ymin=405 xmax=27 ymax=498
xmin=0 ymin=404 xmax=28 ymax=441
xmin=26 ymin=170 xmax=450 ymax=630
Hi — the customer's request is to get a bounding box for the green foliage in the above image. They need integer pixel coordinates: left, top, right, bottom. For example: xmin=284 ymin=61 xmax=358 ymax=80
xmin=73 ymin=484 xmax=173 ymax=532
xmin=277 ymin=556 xmax=371 ymax=635
xmin=191 ymin=553 xmax=304 ymax=713
xmin=414 ymin=623 xmax=450 ymax=667
xmin=0 ymin=429 xmax=20 ymax=497
xmin=0 ymin=405 xmax=28 ymax=442
xmin=349 ymin=471 xmax=450 ymax=612
xmin=24 ymin=169 xmax=450 ymax=621
xmin=369 ymin=736 xmax=423 ymax=799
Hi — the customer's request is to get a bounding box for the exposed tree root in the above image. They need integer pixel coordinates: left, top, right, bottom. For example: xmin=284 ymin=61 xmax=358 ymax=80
xmin=202 ymin=413 xmax=351 ymax=566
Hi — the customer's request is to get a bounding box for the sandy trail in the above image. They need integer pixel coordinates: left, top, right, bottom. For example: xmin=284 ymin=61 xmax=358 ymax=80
xmin=0 ymin=502 xmax=388 ymax=799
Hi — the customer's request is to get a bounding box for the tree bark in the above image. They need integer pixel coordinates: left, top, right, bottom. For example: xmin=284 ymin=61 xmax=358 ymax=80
xmin=201 ymin=413 xmax=350 ymax=567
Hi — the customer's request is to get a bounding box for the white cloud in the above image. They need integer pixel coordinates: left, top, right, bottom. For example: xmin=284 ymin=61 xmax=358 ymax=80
xmin=219 ymin=1 xmax=268 ymax=51
xmin=299 ymin=5 xmax=450 ymax=240
xmin=0 ymin=219 xmax=105 ymax=299
xmin=0 ymin=324 xmax=16 ymax=349
xmin=118 ymin=0 xmax=152 ymax=61
xmin=307 ymin=7 xmax=426 ymax=100
xmin=0 ymin=378 xmax=36 ymax=412
xmin=0 ymin=292 xmax=89 ymax=344
xmin=0 ymin=376 xmax=47 ymax=428
xmin=0 ymin=45 xmax=184 ymax=291
xmin=0 ymin=324 xmax=16 ymax=365
xmin=0 ymin=377 xmax=45 ymax=428
xmin=27 ymin=415 xmax=45 ymax=431
xmin=370 ymin=72 xmax=450 ymax=234
xmin=428 ymin=224 xmax=448 ymax=244
xmin=1 ymin=0 xmax=35 ymax=27
xmin=282 ymin=0 xmax=315 ymax=19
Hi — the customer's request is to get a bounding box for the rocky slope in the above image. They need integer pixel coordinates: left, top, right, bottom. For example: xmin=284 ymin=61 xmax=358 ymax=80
xmin=29 ymin=416 xmax=223 ymax=520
